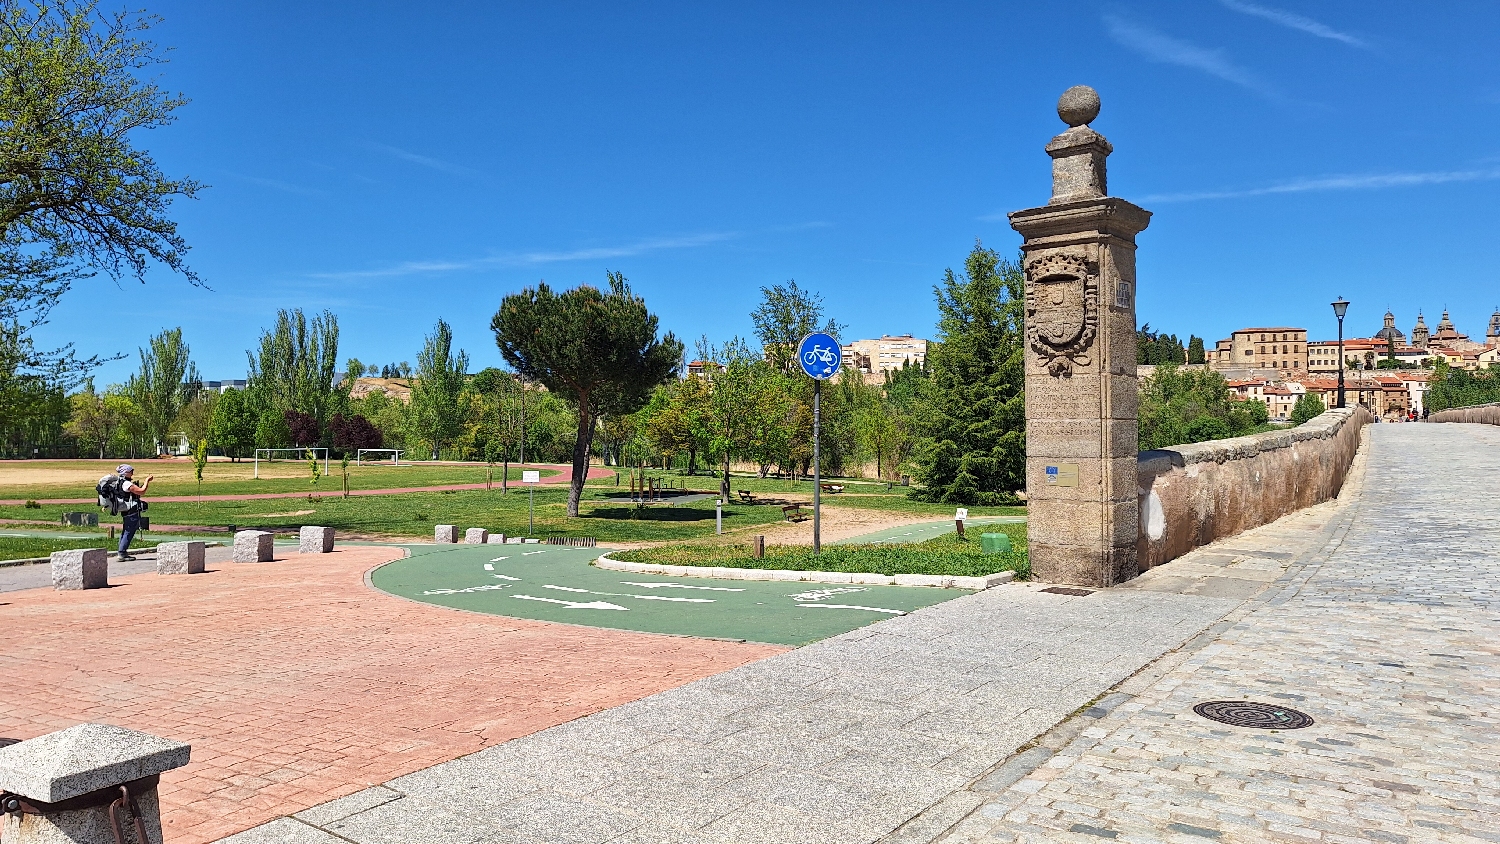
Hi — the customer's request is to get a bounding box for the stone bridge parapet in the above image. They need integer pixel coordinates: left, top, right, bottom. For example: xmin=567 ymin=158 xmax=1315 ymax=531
xmin=1427 ymin=401 xmax=1500 ymax=425
xmin=1136 ymin=406 xmax=1371 ymax=570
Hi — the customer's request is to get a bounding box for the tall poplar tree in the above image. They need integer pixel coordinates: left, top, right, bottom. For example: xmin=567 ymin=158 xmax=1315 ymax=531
xmin=127 ymin=327 xmax=198 ymax=454
xmin=410 ymin=319 xmax=469 ymax=460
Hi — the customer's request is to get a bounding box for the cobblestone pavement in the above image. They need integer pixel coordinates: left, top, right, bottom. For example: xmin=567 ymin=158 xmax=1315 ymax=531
xmin=0 ymin=545 xmax=782 ymax=843
xmin=934 ymin=423 xmax=1500 ymax=843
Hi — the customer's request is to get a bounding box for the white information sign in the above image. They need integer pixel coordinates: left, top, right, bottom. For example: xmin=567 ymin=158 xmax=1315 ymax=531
xmin=955 ymin=508 xmax=969 ymax=521
xmin=522 ymin=470 xmax=540 ymax=484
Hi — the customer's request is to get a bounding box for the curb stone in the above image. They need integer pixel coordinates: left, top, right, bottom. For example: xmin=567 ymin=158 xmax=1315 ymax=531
xmin=593 ymin=551 xmax=1015 ymax=590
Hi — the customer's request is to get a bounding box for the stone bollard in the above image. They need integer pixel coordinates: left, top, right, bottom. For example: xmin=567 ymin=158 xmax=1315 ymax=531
xmin=434 ymin=525 xmax=457 ymax=543
xmin=486 ymin=533 xmax=507 ymax=544
xmin=298 ymin=526 xmax=335 ymax=554
xmin=232 ymin=531 xmax=274 ymax=563
xmin=155 ymin=542 xmax=205 ymax=575
xmin=50 ymin=549 xmax=107 ymax=590
xmin=463 ymin=528 xmax=488 ymax=544
xmin=0 ymin=723 xmax=189 ymax=844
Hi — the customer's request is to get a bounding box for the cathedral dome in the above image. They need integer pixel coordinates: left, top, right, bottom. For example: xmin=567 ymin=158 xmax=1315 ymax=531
xmin=1373 ymin=310 xmax=1405 ymax=343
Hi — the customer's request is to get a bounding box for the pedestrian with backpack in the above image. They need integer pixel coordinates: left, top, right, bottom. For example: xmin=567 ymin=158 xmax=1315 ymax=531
xmin=99 ymin=464 xmax=152 ymax=561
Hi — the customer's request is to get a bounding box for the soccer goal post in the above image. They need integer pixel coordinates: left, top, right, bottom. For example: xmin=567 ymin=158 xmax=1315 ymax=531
xmin=355 ymin=448 xmax=404 ymax=466
xmin=254 ymin=447 xmax=330 ymax=479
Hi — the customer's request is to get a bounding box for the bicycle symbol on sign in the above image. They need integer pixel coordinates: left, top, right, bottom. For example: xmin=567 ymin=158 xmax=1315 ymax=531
xmin=802 ymin=344 xmax=837 ymax=367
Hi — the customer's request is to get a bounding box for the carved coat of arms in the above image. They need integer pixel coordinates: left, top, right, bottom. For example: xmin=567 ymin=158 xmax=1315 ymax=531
xmin=1025 ymin=251 xmax=1098 ymax=377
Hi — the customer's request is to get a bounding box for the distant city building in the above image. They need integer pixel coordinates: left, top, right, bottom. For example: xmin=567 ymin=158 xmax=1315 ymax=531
xmin=685 ymin=360 xmax=725 ymax=378
xmin=1411 ymin=313 xmax=1430 ymax=349
xmin=1373 ymin=311 xmax=1405 ymax=344
xmin=840 ymin=335 xmax=928 ymax=374
xmin=1430 ymin=310 xmax=1478 ymax=350
xmin=1488 ymin=308 xmax=1500 ymax=348
xmin=1208 ymin=328 xmax=1307 ymax=372
xmin=202 ymin=379 xmax=248 ymax=392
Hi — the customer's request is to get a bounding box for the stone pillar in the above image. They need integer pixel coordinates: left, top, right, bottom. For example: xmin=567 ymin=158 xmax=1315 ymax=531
xmin=434 ymin=525 xmax=457 ymax=544
xmin=1009 ymin=86 xmax=1151 ymax=587
xmin=298 ymin=526 xmax=335 ymax=554
xmin=0 ymin=723 xmax=189 ymax=844
xmin=232 ymin=530 xmax=275 ymax=563
xmin=463 ymin=528 xmax=489 ymax=544
xmin=50 ymin=549 xmax=108 ymax=591
xmin=155 ymin=541 xmax=205 ymax=575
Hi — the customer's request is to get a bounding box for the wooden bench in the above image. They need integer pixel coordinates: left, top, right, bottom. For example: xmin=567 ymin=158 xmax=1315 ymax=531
xmin=819 ymin=483 xmax=844 ymax=494
xmin=782 ymin=503 xmax=809 ymax=522
xmin=738 ymin=490 xmax=757 ymax=504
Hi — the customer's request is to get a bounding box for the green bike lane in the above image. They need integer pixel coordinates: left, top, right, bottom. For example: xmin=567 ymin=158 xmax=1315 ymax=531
xmin=369 ymin=516 xmax=1026 ymax=646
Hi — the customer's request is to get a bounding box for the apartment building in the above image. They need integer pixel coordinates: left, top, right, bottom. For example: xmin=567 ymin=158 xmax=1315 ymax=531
xmin=841 ymin=335 xmax=928 ymax=374
xmin=1210 ymin=327 xmax=1308 ymax=372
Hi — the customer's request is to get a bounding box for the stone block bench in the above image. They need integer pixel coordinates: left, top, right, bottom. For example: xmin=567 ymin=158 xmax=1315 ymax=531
xmin=464 ymin=528 xmax=488 ymax=544
xmin=299 ymin=526 xmax=335 ymax=553
xmin=50 ymin=549 xmax=108 ymax=590
xmin=434 ymin=524 xmax=457 ymax=543
xmin=156 ymin=541 xmax=205 ymax=575
xmin=232 ymin=530 xmax=274 ymax=563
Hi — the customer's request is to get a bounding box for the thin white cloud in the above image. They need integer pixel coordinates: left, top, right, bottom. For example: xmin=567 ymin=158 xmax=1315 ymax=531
xmin=308 ymin=232 xmax=739 ymax=280
xmin=1217 ymin=0 xmax=1368 ymax=48
xmin=1144 ymin=167 xmax=1500 ymax=203
xmin=1103 ymin=14 xmax=1276 ymax=98
xmin=222 ymin=171 xmax=326 ymax=197
xmin=367 ymin=143 xmax=482 ymax=177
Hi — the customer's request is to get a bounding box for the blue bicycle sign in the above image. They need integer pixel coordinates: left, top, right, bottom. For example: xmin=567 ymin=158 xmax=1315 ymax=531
xmin=798 ymin=332 xmax=842 ymax=380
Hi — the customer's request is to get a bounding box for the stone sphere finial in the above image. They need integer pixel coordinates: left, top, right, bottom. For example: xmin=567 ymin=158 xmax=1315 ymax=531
xmin=1057 ymin=85 xmax=1100 ymax=127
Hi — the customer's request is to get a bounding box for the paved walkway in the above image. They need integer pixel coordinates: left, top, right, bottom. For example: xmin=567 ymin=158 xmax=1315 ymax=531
xmin=0 ymin=545 xmax=782 ymax=843
xmin=926 ymin=422 xmax=1500 ymax=842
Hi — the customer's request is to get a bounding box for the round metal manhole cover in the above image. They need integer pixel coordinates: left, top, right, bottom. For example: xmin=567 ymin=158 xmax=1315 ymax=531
xmin=1193 ymin=700 xmax=1314 ymax=730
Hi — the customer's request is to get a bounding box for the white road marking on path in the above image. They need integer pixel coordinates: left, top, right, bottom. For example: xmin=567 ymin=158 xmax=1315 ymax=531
xmin=489 ymin=557 xmax=511 ymax=562
xmin=790 ymin=587 xmax=867 ymax=602
xmin=797 ymin=603 xmax=906 ymax=615
xmin=621 ymin=582 xmax=744 ymax=592
xmin=491 ymin=574 xmax=521 ymax=581
xmin=627 ymin=595 xmax=715 ymax=603
xmin=424 ymin=584 xmax=510 ymax=595
xmin=543 ymin=584 xmax=590 ymax=593
xmin=522 ymin=550 xmax=548 ymax=556
xmin=483 ymin=563 xmax=494 ymax=570
xmin=512 ymin=594 xmax=628 ymax=611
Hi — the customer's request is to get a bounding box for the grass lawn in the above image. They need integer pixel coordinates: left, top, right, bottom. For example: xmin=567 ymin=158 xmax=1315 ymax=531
xmin=0 ymin=534 xmax=142 ymax=562
xmin=0 ymin=486 xmax=795 ymax=543
xmin=610 ymin=523 xmax=1030 ymax=579
xmin=0 ymin=459 xmax=558 ymax=499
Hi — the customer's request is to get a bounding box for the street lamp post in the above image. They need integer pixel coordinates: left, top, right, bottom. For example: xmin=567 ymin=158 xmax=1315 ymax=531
xmin=1331 ymin=297 xmax=1349 ymax=409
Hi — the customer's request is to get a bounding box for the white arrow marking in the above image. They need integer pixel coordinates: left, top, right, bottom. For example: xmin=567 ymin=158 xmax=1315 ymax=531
xmin=483 ymin=563 xmax=494 ymax=570
xmin=630 ymin=595 xmax=715 ymax=603
xmin=542 ymin=584 xmax=590 ymax=593
xmin=796 ymin=603 xmax=906 ymax=615
xmin=489 ymin=556 xmax=511 ymax=562
xmin=621 ymin=582 xmax=744 ymax=592
xmin=512 ymin=594 xmax=628 ymax=610
xmin=491 ymin=574 xmax=521 ymax=581
xmin=522 ymin=550 xmax=548 ymax=556
xmin=424 ymin=584 xmax=510 ymax=595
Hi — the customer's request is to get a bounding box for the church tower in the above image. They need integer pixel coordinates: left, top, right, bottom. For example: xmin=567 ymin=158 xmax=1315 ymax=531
xmin=1488 ymin=308 xmax=1500 ymax=349
xmin=1411 ymin=312 xmax=1429 ymax=349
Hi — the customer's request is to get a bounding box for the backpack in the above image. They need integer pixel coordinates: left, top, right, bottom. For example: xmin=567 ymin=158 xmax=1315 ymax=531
xmin=96 ymin=475 xmax=139 ymax=515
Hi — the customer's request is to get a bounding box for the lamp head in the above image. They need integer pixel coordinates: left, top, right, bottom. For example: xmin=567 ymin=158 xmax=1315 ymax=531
xmin=1331 ymin=297 xmax=1349 ymax=319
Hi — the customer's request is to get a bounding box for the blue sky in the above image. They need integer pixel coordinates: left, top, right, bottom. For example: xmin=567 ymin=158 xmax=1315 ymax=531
xmin=42 ymin=1 xmax=1500 ymax=384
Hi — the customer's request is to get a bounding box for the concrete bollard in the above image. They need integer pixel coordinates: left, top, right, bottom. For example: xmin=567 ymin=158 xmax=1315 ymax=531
xmin=486 ymin=533 xmax=507 ymax=544
xmin=50 ymin=549 xmax=107 ymax=590
xmin=155 ymin=541 xmax=205 ymax=575
xmin=434 ymin=525 xmax=457 ymax=543
xmin=0 ymin=723 xmax=190 ymax=844
xmin=232 ymin=531 xmax=274 ymax=563
xmin=463 ymin=528 xmax=488 ymax=544
xmin=298 ymin=526 xmax=335 ymax=554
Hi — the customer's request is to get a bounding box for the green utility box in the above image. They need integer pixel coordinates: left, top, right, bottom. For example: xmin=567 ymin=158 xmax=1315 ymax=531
xmin=980 ymin=533 xmax=1012 ymax=554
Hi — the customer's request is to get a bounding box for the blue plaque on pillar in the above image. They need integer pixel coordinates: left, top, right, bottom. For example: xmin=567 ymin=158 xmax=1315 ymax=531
xmin=798 ymin=333 xmax=842 ymax=380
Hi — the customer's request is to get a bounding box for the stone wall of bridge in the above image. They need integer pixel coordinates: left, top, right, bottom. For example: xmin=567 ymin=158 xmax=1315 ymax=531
xmin=1136 ymin=406 xmax=1371 ymax=570
xmin=1427 ymin=402 xmax=1500 ymax=425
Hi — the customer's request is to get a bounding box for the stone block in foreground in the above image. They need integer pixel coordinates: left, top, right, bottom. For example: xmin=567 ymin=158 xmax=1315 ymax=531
xmin=486 ymin=533 xmax=507 ymax=544
xmin=156 ymin=541 xmax=205 ymax=575
xmin=50 ymin=549 xmax=107 ymax=590
xmin=233 ymin=530 xmax=274 ymax=563
xmin=0 ymin=723 xmax=189 ymax=844
xmin=434 ymin=524 xmax=457 ymax=543
xmin=299 ymin=526 xmax=335 ymax=553
xmin=464 ymin=528 xmax=488 ymax=544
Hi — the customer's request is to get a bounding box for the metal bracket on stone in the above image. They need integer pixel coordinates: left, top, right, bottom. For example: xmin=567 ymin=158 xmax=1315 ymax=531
xmin=0 ymin=724 xmax=189 ymax=844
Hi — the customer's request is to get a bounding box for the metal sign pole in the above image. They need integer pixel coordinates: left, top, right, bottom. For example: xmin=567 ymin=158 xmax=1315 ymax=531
xmin=813 ymin=378 xmax=821 ymax=555
xmin=529 ymin=487 xmax=534 ymax=535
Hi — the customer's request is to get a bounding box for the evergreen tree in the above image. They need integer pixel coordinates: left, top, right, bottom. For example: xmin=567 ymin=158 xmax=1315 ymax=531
xmin=491 ymin=271 xmax=682 ymax=516
xmin=910 ymin=241 xmax=1025 ymax=505
xmin=1187 ymin=335 xmax=1206 ymax=365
